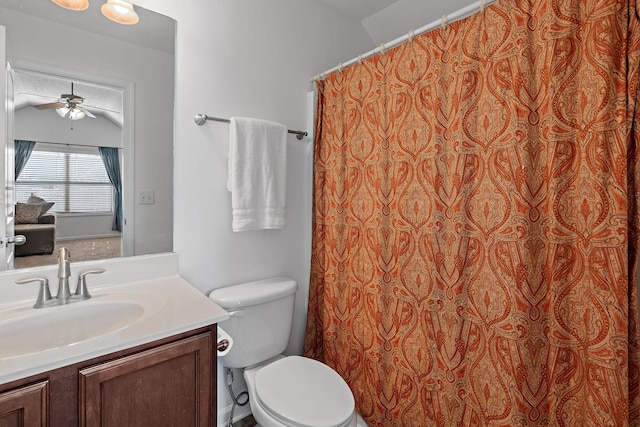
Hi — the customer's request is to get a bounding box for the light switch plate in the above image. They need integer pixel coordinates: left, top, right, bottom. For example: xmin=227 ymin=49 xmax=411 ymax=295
xmin=139 ymin=190 xmax=155 ymax=205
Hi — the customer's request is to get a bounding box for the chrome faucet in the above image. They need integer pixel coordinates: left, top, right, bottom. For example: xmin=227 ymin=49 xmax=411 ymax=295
xmin=15 ymin=247 xmax=106 ymax=308
xmin=56 ymin=247 xmax=72 ymax=303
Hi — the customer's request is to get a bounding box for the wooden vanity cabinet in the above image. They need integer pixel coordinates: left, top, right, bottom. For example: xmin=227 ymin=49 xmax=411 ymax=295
xmin=0 ymin=325 xmax=217 ymax=427
xmin=79 ymin=333 xmax=212 ymax=426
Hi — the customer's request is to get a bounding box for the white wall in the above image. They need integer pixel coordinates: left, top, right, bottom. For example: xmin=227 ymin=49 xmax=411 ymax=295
xmin=15 ymin=108 xmax=122 ymax=148
xmin=1 ymin=6 xmax=173 ymax=256
xmin=134 ymin=0 xmax=374 ymax=422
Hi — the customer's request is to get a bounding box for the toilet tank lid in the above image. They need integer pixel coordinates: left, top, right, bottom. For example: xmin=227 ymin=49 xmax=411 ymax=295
xmin=209 ymin=277 xmax=298 ymax=309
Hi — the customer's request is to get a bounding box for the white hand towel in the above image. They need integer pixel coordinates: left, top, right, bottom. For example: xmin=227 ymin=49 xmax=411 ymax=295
xmin=228 ymin=117 xmax=287 ymax=232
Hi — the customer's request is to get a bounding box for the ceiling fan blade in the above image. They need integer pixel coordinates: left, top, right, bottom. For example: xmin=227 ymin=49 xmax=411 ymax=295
xmin=34 ymin=101 xmax=65 ymax=110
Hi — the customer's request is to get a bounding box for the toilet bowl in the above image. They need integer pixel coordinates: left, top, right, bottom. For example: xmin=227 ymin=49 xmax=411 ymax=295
xmin=244 ymin=355 xmax=356 ymax=427
xmin=209 ymin=278 xmax=359 ymax=427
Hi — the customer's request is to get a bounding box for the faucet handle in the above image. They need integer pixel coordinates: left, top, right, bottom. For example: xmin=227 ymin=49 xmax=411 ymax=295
xmin=74 ymin=269 xmax=106 ymax=300
xmin=16 ymin=277 xmax=54 ymax=308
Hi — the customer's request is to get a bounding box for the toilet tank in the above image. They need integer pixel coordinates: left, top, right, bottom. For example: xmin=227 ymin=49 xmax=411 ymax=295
xmin=209 ymin=277 xmax=298 ymax=369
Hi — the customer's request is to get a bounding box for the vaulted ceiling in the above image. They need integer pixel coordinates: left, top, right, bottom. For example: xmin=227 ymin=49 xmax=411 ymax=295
xmin=320 ymin=0 xmax=481 ymax=45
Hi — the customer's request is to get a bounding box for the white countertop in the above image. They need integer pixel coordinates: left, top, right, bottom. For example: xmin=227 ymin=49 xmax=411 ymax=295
xmin=0 ymin=274 xmax=229 ymax=385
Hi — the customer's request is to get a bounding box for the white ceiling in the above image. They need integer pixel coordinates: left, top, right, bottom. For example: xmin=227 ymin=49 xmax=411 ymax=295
xmin=13 ymin=69 xmax=124 ymax=127
xmin=0 ymin=0 xmax=174 ymax=54
xmin=320 ymin=0 xmax=401 ymax=21
xmin=320 ymin=0 xmax=482 ymax=45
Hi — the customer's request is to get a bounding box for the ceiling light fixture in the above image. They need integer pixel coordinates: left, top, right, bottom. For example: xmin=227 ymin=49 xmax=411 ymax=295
xmin=56 ymin=105 xmax=87 ymax=121
xmin=101 ymin=0 xmax=139 ymax=25
xmin=50 ymin=0 xmax=89 ymax=11
xmin=47 ymin=83 xmax=96 ymax=121
xmin=55 ymin=106 xmax=70 ymax=118
xmin=68 ymin=108 xmax=87 ymax=120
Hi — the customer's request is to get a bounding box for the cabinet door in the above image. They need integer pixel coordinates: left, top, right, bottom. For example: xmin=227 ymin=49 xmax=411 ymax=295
xmin=79 ymin=333 xmax=213 ymax=427
xmin=0 ymin=381 xmax=48 ymax=427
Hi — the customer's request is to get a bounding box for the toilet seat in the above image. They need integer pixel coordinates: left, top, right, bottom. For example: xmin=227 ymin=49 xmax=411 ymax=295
xmin=255 ymin=356 xmax=355 ymax=427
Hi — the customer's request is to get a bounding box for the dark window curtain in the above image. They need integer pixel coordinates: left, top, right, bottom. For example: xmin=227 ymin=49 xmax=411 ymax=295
xmin=98 ymin=147 xmax=123 ymax=232
xmin=14 ymin=140 xmax=36 ymax=179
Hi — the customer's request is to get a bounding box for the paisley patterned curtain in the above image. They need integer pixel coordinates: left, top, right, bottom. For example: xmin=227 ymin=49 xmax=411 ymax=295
xmin=304 ymin=0 xmax=640 ymax=425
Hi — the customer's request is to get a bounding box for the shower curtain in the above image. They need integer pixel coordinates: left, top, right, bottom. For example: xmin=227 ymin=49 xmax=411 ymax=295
xmin=304 ymin=0 xmax=640 ymax=425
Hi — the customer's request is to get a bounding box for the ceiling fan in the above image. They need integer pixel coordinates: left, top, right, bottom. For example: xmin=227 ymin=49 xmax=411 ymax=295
xmin=33 ymin=82 xmax=96 ymax=120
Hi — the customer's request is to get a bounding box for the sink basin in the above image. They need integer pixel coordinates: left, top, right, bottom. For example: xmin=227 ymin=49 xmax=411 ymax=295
xmin=0 ymin=274 xmax=229 ymax=385
xmin=0 ymin=299 xmax=146 ymax=359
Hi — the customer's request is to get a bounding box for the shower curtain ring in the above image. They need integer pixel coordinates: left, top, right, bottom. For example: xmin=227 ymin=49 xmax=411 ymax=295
xmin=441 ymin=15 xmax=448 ymax=30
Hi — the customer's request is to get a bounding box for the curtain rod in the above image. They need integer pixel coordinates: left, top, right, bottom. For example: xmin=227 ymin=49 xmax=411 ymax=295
xmin=194 ymin=114 xmax=308 ymax=140
xmin=313 ymin=0 xmax=497 ymax=81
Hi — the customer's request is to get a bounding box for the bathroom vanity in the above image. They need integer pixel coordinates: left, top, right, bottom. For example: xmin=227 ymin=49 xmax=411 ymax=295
xmin=0 ymin=254 xmax=228 ymax=426
xmin=0 ymin=325 xmax=215 ymax=426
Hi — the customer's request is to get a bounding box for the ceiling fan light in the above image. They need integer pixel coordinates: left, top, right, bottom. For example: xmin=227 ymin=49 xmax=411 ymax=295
xmin=101 ymin=0 xmax=139 ymax=25
xmin=51 ymin=0 xmax=89 ymax=11
xmin=69 ymin=108 xmax=86 ymax=120
xmin=56 ymin=106 xmax=70 ymax=118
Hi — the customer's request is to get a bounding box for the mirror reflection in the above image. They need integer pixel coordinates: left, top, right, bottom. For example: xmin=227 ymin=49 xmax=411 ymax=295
xmin=0 ymin=0 xmax=175 ymax=269
xmin=13 ymin=70 xmax=124 ymax=268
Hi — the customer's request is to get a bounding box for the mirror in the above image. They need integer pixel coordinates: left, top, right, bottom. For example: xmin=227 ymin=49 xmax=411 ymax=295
xmin=0 ymin=0 xmax=175 ymax=269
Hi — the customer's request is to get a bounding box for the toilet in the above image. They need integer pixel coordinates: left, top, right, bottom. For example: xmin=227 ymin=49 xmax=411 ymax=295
xmin=209 ymin=277 xmax=359 ymax=427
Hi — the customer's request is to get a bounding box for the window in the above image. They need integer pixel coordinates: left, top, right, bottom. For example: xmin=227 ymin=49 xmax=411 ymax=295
xmin=17 ymin=144 xmax=113 ymax=213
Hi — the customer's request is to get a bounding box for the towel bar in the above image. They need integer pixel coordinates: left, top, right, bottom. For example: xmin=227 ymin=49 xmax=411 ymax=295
xmin=194 ymin=114 xmax=307 ymax=140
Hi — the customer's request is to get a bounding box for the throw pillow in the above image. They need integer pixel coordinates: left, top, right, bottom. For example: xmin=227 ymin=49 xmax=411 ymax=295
xmin=15 ymin=203 xmax=42 ymax=224
xmin=27 ymin=195 xmax=55 ymax=216
xmin=27 ymin=195 xmax=46 ymax=204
